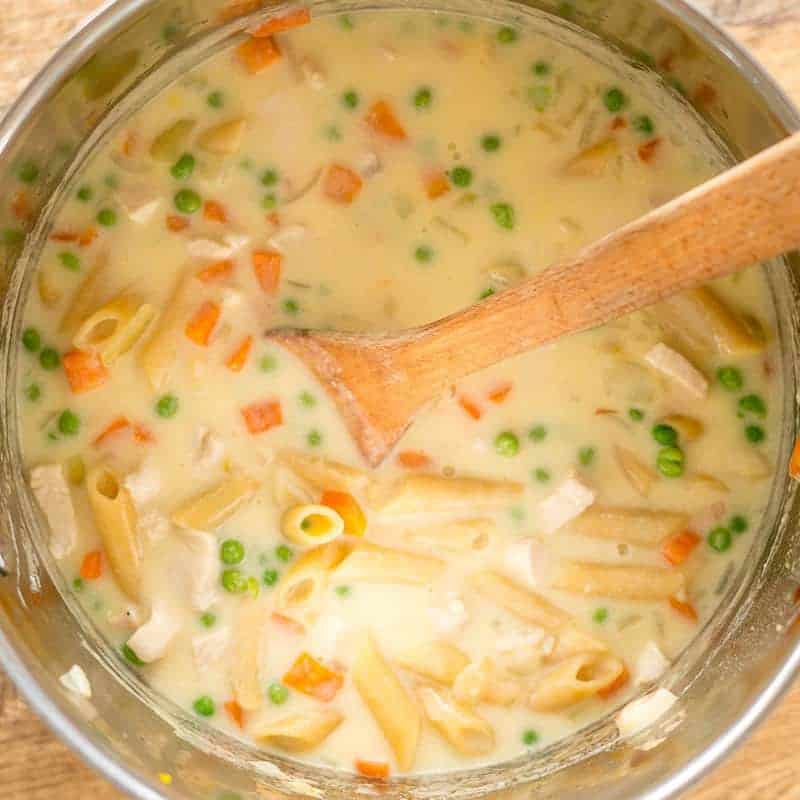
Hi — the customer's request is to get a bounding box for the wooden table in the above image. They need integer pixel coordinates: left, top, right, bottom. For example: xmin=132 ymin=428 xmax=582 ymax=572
xmin=0 ymin=0 xmax=799 ymax=797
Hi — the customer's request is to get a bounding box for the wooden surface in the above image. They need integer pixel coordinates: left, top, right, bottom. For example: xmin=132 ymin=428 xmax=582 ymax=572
xmin=0 ymin=0 xmax=799 ymax=798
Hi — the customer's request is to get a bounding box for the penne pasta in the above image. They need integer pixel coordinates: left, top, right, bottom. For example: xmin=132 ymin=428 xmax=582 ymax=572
xmin=352 ymin=633 xmax=420 ymax=771
xmin=374 ymin=473 xmax=523 ymax=517
xmin=281 ymin=504 xmax=345 ymax=547
xmin=86 ymin=465 xmax=141 ymax=601
xmin=568 ymin=505 xmax=689 ymax=548
xmin=252 ymin=709 xmax=343 ymax=752
xmin=528 ymin=652 xmax=626 ymax=712
xmin=59 ymin=254 xmax=109 ymax=334
xmin=400 ymin=517 xmax=493 ymax=553
xmin=452 ymin=657 xmax=521 ymax=707
xmin=280 ymin=449 xmax=371 ymax=495
xmin=73 ymin=293 xmax=157 ymax=365
xmin=418 ymin=687 xmax=495 ymax=756
xmin=171 ymin=473 xmax=259 ymax=531
xmin=614 ymin=446 xmax=657 ymax=497
xmin=333 ymin=543 xmax=444 ymax=586
xmin=231 ymin=597 xmax=267 ymax=711
xmin=552 ymin=561 xmax=685 ymax=601
xmin=396 ymin=641 xmax=470 ymax=685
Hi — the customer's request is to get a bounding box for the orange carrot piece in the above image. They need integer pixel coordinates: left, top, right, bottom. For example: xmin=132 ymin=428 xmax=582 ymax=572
xmin=197 ymin=259 xmax=234 ymax=283
xmin=185 ymin=301 xmax=221 ymax=346
xmin=266 ymin=211 xmax=281 ymax=228
xmin=790 ymin=437 xmax=800 ymax=480
xmin=133 ymin=423 xmax=155 ymax=444
xmin=78 ymin=227 xmax=98 ymax=247
xmin=611 ymin=116 xmax=627 ymax=130
xmin=11 ymin=190 xmax=29 ymax=220
xmin=121 ymin=131 xmax=138 ymax=157
xmin=668 ymin=596 xmax=698 ymax=623
xmin=166 ymin=214 xmax=190 ymax=232
xmin=355 ymin=760 xmax=390 ymax=779
xmin=252 ymin=249 xmax=282 ymax=293
xmin=237 ymin=35 xmax=281 ymax=74
xmin=283 ymin=651 xmax=344 ymax=702
xmin=203 ymin=200 xmax=228 ymax=223
xmin=424 ymin=169 xmax=451 ymax=200
xmin=252 ymin=7 xmax=311 ymax=36
xmin=661 ymin=530 xmax=700 ymax=567
xmin=320 ymin=490 xmax=367 ymax=536
xmin=271 ymin=612 xmax=305 ymax=634
xmin=224 ymin=699 xmax=244 ymax=729
xmin=597 ymin=665 xmax=629 ymax=699
xmin=50 ymin=230 xmax=78 ymax=243
xmin=80 ymin=551 xmax=103 ymax=580
xmin=93 ymin=416 xmax=131 ymax=446
xmin=226 ymin=335 xmax=253 ymax=372
xmin=694 ymin=82 xmax=717 ymax=107
xmin=365 ymin=100 xmax=407 ymax=141
xmin=458 ymin=395 xmax=482 ymax=420
xmin=488 ymin=381 xmax=512 ymax=404
xmin=638 ymin=138 xmax=662 ymax=163
xmin=62 ymin=348 xmax=109 ymax=394
xmin=397 ymin=450 xmax=432 ymax=469
xmin=322 ymin=164 xmax=363 ymax=205
xmin=241 ymin=399 xmax=283 ymax=434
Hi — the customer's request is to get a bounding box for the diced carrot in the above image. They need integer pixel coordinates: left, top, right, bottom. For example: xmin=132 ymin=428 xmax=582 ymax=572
xmin=166 ymin=214 xmax=190 ymax=232
xmin=197 ymin=259 xmax=234 ymax=283
xmin=320 ymin=490 xmax=367 ymax=536
xmin=121 ymin=131 xmax=137 ymax=157
xmin=224 ymin=699 xmax=244 ymax=729
xmin=226 ymin=335 xmax=253 ymax=372
xmin=790 ymin=437 xmax=800 ymax=480
xmin=694 ymin=82 xmax=717 ymax=107
xmin=11 ymin=190 xmax=29 ymax=220
xmin=322 ymin=164 xmax=363 ymax=205
xmin=51 ymin=231 xmax=78 ymax=243
xmin=355 ymin=760 xmax=390 ymax=779
xmin=597 ymin=665 xmax=629 ymax=699
xmin=365 ymin=100 xmax=407 ymax=141
xmin=79 ymin=551 xmax=103 ymax=580
xmin=62 ymin=348 xmax=109 ymax=394
xmin=93 ymin=416 xmax=131 ymax=446
xmin=237 ymin=35 xmax=281 ymax=74
xmin=424 ymin=169 xmax=450 ymax=200
xmin=594 ymin=407 xmax=618 ymax=416
xmin=283 ymin=651 xmax=344 ymax=702
xmin=203 ymin=200 xmax=228 ymax=223
xmin=185 ymin=301 xmax=221 ymax=346
xmin=638 ymin=138 xmax=662 ymax=164
xmin=271 ymin=612 xmax=305 ymax=634
xmin=458 ymin=395 xmax=482 ymax=420
xmin=133 ymin=423 xmax=155 ymax=444
xmin=266 ymin=211 xmax=281 ymax=227
xmin=488 ymin=381 xmax=512 ymax=404
xmin=78 ymin=227 xmax=98 ymax=247
xmin=217 ymin=0 xmax=261 ymax=23
xmin=668 ymin=595 xmax=698 ymax=623
xmin=251 ymin=7 xmax=311 ymax=36
xmin=241 ymin=399 xmax=283 ymax=434
xmin=661 ymin=530 xmax=701 ymax=567
xmin=52 ymin=228 xmax=97 ymax=246
xmin=397 ymin=450 xmax=432 ymax=469
xmin=252 ymin=249 xmax=282 ymax=293
xmin=611 ymin=116 xmax=627 ymax=130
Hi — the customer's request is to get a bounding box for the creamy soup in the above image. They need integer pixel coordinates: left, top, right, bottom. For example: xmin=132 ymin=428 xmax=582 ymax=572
xmin=18 ymin=7 xmax=779 ymax=778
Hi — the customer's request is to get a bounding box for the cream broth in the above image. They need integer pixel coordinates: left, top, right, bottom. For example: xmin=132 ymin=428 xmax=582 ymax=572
xmin=18 ymin=8 xmax=779 ymax=777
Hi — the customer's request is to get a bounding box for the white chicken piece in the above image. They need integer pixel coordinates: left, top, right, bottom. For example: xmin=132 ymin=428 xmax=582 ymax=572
xmin=428 ymin=592 xmax=469 ymax=636
xmin=59 ymin=665 xmax=92 ymax=699
xmin=502 ymin=538 xmax=555 ymax=589
xmin=615 ymin=687 xmax=677 ymax=738
xmin=138 ymin=508 xmax=171 ymax=544
xmin=123 ymin=459 xmax=161 ymax=506
xmin=634 ymin=641 xmax=671 ymax=685
xmin=126 ymin=604 xmax=180 ymax=663
xmin=181 ymin=530 xmax=219 ymax=612
xmin=267 ymin=224 xmax=307 ymax=253
xmin=118 ymin=183 xmax=162 ymax=224
xmin=186 ymin=232 xmax=250 ymax=261
xmin=355 ymin=151 xmax=381 ymax=178
xmin=193 ymin=426 xmax=225 ymax=471
xmin=539 ymin=475 xmax=596 ymax=534
xmin=29 ymin=464 xmax=78 ymax=559
xmin=644 ymin=343 xmax=708 ymax=399
xmin=298 ymin=57 xmax=326 ymax=90
xmin=494 ymin=628 xmax=547 ymax=675
xmin=192 ymin=627 xmax=230 ymax=671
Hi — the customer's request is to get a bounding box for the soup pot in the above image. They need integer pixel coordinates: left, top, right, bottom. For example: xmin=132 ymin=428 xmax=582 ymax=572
xmin=1 ymin=1 xmax=799 ymax=798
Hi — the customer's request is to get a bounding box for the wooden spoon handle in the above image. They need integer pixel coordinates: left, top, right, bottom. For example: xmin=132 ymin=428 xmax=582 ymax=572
xmin=398 ymin=130 xmax=800 ymax=383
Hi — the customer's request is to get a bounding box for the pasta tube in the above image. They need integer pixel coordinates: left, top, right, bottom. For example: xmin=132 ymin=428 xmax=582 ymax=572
xmin=400 ymin=518 xmax=493 ymax=553
xmin=396 ymin=641 xmax=470 ymax=685
xmin=528 ymin=653 xmax=626 ymax=712
xmin=171 ymin=474 xmax=259 ymax=531
xmin=568 ymin=505 xmax=689 ymax=547
xmin=353 ymin=633 xmax=420 ymax=771
xmin=59 ymin=254 xmax=109 ymax=334
xmin=281 ymin=504 xmax=344 ymax=547
xmin=231 ymin=598 xmax=267 ymax=711
xmin=452 ymin=657 xmax=521 ymax=707
xmin=252 ymin=709 xmax=343 ymax=752
xmin=280 ymin=449 xmax=371 ymax=495
xmin=552 ymin=561 xmax=685 ymax=601
xmin=86 ymin=465 xmax=140 ymax=601
xmin=333 ymin=544 xmax=444 ymax=586
xmin=418 ymin=687 xmax=495 ymax=756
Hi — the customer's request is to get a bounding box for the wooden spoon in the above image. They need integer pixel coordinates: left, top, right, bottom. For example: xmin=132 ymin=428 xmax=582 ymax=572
xmin=269 ymin=130 xmax=800 ymax=468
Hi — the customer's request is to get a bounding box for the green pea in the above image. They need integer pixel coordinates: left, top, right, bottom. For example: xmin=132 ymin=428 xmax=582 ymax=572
xmin=478 ymin=287 xmax=495 ymax=300
xmin=39 ymin=347 xmax=60 ymax=370
xmin=200 ymin=612 xmax=216 ymax=628
xmin=220 ymin=539 xmax=245 ymax=566
xmin=340 ymin=14 xmax=354 ymax=29
xmin=652 ymin=423 xmax=678 ymax=446
xmin=533 ymin=467 xmax=550 ymax=483
xmin=96 ymin=208 xmax=117 ymax=227
xmin=221 ymin=568 xmax=248 ymax=594
xmin=59 ymin=251 xmax=81 ymax=271
xmin=174 ymin=189 xmax=201 ymax=214
xmin=745 ymin=424 xmax=765 ymax=443
xmin=262 ymin=568 xmax=279 ymax=587
xmin=739 ymin=394 xmax=766 ymax=417
xmin=414 ymin=245 xmax=434 ymax=263
xmin=299 ymin=391 xmax=316 ymax=408
xmin=276 ymin=544 xmax=293 ymax=563
xmin=207 ymin=90 xmax=224 ymax=109
xmin=268 ymin=682 xmax=289 ymax=705
xmin=656 ymin=445 xmax=684 ymax=477
xmin=170 ymin=152 xmax=196 ymax=180
xmin=193 ymin=695 xmax=215 ymax=717
xmin=72 ymin=577 xmax=84 ymax=592
xmin=18 ymin=161 xmax=39 ymax=184
xmin=632 ymin=115 xmax=654 ymax=135
xmin=490 ymin=202 xmax=515 ymax=230
xmin=413 ymin=86 xmax=433 ymax=109
xmin=324 ymin=124 xmax=342 ymax=142
xmin=335 ymin=585 xmax=351 ymax=597
xmin=579 ymin=446 xmax=595 ymax=466
xmin=22 ymin=327 xmax=41 ymax=352
xmin=528 ymin=425 xmax=547 ymax=442
xmin=603 ymin=87 xmax=627 ymax=112
xmin=76 ymin=185 xmax=93 ymax=203
xmin=497 ymin=26 xmax=518 ymax=43
xmin=58 ymin=410 xmax=80 ymax=436
xmin=260 ymin=168 xmax=279 ymax=187
xmin=510 ymin=507 xmax=525 ymax=523
xmin=522 ymin=729 xmax=539 ymax=746
xmin=261 ymin=193 xmax=277 ymax=210
xmin=260 ymin=354 xmax=278 ymax=372
xmin=122 ymin=643 xmax=144 ymax=666
xmin=104 ymin=174 xmax=118 ymax=189
xmin=247 ymin=576 xmax=260 ymax=598
xmin=717 ymin=366 xmax=743 ymax=391
xmin=307 ymin=429 xmax=323 ymax=447
xmin=3 ymin=228 xmax=24 ymax=246
xmin=730 ymin=515 xmax=748 ymax=534
xmin=494 ymin=431 xmax=520 ymax=457
xmin=25 ymin=383 xmax=41 ymax=402
xmin=162 ymin=21 xmax=179 ymax=42
xmin=593 ymin=607 xmax=609 ymax=624
xmin=283 ymin=298 xmax=300 ymax=315
xmin=528 ymin=85 xmax=552 ymax=111
xmin=449 ymin=166 xmax=472 ymax=188
xmin=481 ymin=133 xmax=501 ymax=152
xmin=532 ymin=60 xmax=551 ymax=76
xmin=155 ymin=394 xmax=179 ymax=418
xmin=342 ymin=89 xmax=359 ymax=109
xmin=707 ymin=526 xmax=732 ymax=553
xmin=628 ymin=408 xmax=644 ymax=422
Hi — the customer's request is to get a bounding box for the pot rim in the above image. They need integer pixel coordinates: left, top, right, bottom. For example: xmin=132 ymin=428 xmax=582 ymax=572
xmin=0 ymin=1 xmax=798 ymax=799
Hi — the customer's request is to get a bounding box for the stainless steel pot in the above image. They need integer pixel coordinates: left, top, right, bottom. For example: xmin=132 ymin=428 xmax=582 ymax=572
xmin=1 ymin=1 xmax=799 ymax=798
